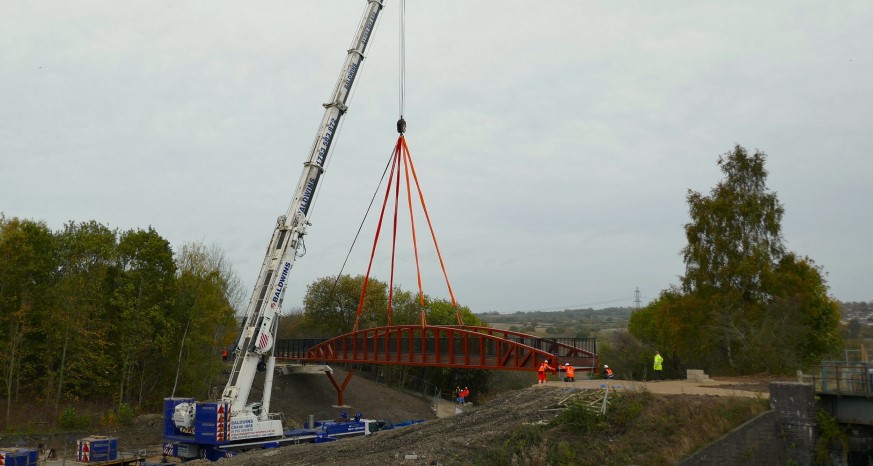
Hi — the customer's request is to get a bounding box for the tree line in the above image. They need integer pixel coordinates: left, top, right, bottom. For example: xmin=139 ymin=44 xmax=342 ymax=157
xmin=0 ymin=214 xmax=488 ymax=429
xmin=0 ymin=145 xmax=848 ymax=430
xmin=0 ymin=215 xmax=239 ymax=428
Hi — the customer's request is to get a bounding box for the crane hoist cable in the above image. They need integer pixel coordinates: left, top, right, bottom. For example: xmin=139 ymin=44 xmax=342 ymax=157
xmin=333 ymin=0 xmax=405 ymax=287
xmin=398 ymin=0 xmax=406 ymax=123
xmin=352 ymin=0 xmax=462 ymax=332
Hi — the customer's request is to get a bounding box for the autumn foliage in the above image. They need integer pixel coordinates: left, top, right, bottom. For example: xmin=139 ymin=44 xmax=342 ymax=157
xmin=629 ymin=146 xmax=842 ymax=374
xmin=0 ymin=215 xmax=239 ymax=429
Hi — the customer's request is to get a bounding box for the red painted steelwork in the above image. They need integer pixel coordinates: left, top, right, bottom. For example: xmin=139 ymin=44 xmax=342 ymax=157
xmin=291 ymin=325 xmax=595 ymax=372
xmin=325 ymin=368 xmax=355 ymax=406
xmin=436 ymin=325 xmax=598 ymax=370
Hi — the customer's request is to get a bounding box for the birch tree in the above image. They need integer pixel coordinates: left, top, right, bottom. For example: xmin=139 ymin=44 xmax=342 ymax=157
xmin=629 ymin=146 xmax=841 ymax=373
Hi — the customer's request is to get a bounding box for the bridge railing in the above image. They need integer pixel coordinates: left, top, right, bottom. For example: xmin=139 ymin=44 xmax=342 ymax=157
xmin=809 ymin=361 xmax=873 ymax=395
xmin=275 ymin=338 xmax=327 ymax=359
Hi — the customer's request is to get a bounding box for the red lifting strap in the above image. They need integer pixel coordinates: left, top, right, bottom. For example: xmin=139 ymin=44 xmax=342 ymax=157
xmin=354 ymin=134 xmax=460 ymax=332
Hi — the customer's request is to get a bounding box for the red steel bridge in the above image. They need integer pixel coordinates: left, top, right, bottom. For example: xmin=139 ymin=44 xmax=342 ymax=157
xmin=275 ymin=325 xmax=597 ymax=403
xmin=276 ymin=325 xmax=596 ymax=371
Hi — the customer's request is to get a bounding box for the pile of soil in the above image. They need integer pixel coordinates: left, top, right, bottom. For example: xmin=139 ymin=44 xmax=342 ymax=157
xmin=205 ymin=385 xmax=574 ymax=466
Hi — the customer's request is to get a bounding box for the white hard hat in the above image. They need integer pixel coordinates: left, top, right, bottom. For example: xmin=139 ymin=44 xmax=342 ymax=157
xmin=604 ymin=365 xmax=609 ymax=368
xmin=565 ymin=363 xmax=570 ymax=366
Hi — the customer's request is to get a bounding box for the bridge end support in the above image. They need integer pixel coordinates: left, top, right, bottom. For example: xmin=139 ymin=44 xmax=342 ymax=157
xmin=325 ymin=368 xmax=355 ymax=406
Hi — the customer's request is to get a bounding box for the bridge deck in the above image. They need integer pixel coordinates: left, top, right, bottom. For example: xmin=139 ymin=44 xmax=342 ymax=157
xmin=811 ymin=361 xmax=873 ymax=425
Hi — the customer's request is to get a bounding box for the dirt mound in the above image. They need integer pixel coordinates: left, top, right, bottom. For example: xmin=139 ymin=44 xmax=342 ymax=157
xmin=208 ymin=385 xmax=574 ymax=466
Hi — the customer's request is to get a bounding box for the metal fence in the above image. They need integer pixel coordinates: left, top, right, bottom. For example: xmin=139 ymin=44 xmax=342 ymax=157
xmin=807 ymin=361 xmax=873 ymax=395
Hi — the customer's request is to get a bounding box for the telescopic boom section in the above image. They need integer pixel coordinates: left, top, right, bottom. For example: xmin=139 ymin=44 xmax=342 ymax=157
xmin=222 ymin=0 xmax=385 ymax=415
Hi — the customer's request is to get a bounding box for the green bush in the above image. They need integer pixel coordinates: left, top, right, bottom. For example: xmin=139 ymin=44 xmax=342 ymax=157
xmin=117 ymin=403 xmax=135 ymax=426
xmin=505 ymin=423 xmax=544 ymax=456
xmin=551 ymin=398 xmax=606 ymax=434
xmin=551 ymin=389 xmax=653 ymax=435
xmin=475 ymin=424 xmax=544 ymax=466
xmin=59 ymin=406 xmax=89 ymax=429
xmin=547 ymin=440 xmax=578 ymax=465
xmin=816 ymin=410 xmax=848 ymax=465
xmin=609 ymin=390 xmax=653 ymax=428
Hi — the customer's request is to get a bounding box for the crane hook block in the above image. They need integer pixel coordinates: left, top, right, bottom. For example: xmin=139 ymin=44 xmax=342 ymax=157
xmin=397 ymin=118 xmax=407 ymax=134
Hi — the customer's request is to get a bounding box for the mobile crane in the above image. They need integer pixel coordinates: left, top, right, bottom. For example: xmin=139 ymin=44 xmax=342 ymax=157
xmin=162 ymin=1 xmax=386 ymax=460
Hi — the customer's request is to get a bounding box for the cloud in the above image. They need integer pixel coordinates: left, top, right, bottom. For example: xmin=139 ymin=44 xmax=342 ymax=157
xmin=2 ymin=0 xmax=872 ymax=315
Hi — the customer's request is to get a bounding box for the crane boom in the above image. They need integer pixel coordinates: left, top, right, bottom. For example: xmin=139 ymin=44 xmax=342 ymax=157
xmin=226 ymin=0 xmax=384 ymax=415
xmin=168 ymin=0 xmax=386 ymax=445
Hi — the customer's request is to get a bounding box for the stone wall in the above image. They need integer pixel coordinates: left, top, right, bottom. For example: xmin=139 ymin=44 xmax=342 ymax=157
xmin=679 ymin=382 xmax=818 ymax=466
xmin=678 ymin=410 xmax=783 ymax=465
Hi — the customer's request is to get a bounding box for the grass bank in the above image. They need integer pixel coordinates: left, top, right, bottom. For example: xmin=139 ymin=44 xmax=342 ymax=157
xmin=478 ymin=388 xmax=770 ymax=466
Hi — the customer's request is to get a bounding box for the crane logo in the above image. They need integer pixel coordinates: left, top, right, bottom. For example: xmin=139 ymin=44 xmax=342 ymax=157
xmin=298 ymin=177 xmax=318 ymax=214
xmin=271 ymin=262 xmax=292 ymax=307
xmin=344 ymin=62 xmax=359 ymax=91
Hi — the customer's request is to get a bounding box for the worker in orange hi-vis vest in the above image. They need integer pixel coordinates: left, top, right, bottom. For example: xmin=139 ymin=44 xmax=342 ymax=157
xmin=604 ymin=365 xmax=614 ymax=379
xmin=537 ymin=360 xmax=555 ymax=384
xmin=459 ymin=387 xmax=470 ymax=404
xmin=563 ymin=363 xmax=575 ymax=382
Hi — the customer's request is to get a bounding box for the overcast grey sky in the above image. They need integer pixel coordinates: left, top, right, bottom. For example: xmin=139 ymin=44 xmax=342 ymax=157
xmin=2 ymin=1 xmax=871 ymax=314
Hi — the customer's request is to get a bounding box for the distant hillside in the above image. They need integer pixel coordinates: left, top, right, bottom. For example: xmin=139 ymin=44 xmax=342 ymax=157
xmin=476 ymin=307 xmax=634 ymax=338
xmin=475 ymin=300 xmax=873 ymax=339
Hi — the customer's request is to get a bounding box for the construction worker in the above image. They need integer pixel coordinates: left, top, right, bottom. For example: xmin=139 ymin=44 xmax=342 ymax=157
xmin=221 ymin=347 xmax=229 ymax=361
xmin=604 ymin=365 xmax=614 ymax=379
xmin=537 ymin=360 xmax=555 ymax=384
xmin=459 ymin=387 xmax=470 ymax=404
xmin=563 ymin=363 xmax=575 ymax=382
xmin=653 ymin=351 xmax=664 ymax=381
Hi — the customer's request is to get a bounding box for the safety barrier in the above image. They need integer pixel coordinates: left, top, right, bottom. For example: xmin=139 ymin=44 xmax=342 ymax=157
xmin=808 ymin=361 xmax=873 ymax=395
